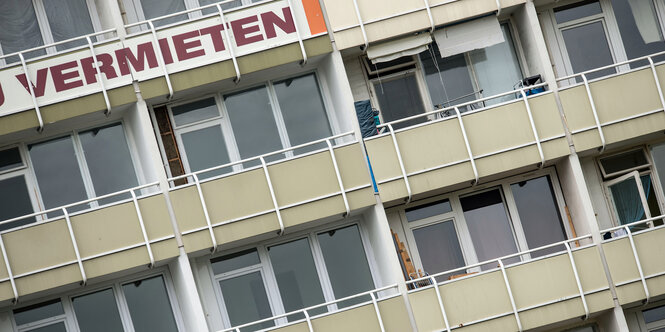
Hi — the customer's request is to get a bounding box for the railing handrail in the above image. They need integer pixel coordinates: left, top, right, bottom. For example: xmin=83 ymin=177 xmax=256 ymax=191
xmin=217 ymin=283 xmax=399 ymax=332
xmin=406 ymin=233 xmax=593 ymax=285
xmin=556 ymin=50 xmax=665 ymax=83
xmin=0 ymin=28 xmax=118 ymax=62
xmin=599 ymin=213 xmax=665 ymax=234
xmin=168 ymin=131 xmax=356 ymax=185
xmin=0 ymin=181 xmax=160 ymax=228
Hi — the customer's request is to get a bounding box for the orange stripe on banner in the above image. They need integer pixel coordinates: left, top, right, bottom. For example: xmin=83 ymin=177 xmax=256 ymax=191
xmin=302 ymin=0 xmax=327 ymax=35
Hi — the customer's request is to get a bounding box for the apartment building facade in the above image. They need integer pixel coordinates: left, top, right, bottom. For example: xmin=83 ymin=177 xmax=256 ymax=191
xmin=0 ymin=0 xmax=663 ymax=331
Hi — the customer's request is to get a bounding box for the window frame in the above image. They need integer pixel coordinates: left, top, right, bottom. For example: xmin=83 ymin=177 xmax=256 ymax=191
xmin=395 ymin=167 xmax=571 ymax=278
xmin=121 ymin=0 xmax=260 ymax=28
xmin=197 ymin=218 xmax=380 ymax=331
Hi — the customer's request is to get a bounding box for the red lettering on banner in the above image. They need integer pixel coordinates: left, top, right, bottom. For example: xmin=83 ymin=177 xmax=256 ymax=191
xmin=80 ymin=53 xmax=118 ymax=85
xmin=16 ymin=68 xmax=49 ymax=98
xmin=51 ymin=61 xmax=84 ymax=92
xmin=159 ymin=38 xmax=174 ymax=65
xmin=232 ymin=15 xmax=264 ymax=46
xmin=173 ymin=31 xmax=205 ymax=61
xmin=261 ymin=7 xmax=295 ymax=39
xmin=115 ymin=42 xmax=158 ymax=75
xmin=200 ymin=24 xmax=226 ymax=52
xmin=0 ymin=84 xmax=4 ymax=106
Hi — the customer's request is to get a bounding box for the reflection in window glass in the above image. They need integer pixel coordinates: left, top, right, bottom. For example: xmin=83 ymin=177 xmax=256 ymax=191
xmin=123 ymin=276 xmax=178 ymax=332
xmin=554 ymin=0 xmax=602 ymax=24
xmin=211 ymin=249 xmax=261 ymax=275
xmin=171 ymin=98 xmax=219 ymax=127
xmin=610 ymin=0 xmax=665 ymax=66
xmin=72 ymin=288 xmax=124 ymax=332
xmin=420 ymin=50 xmax=476 ymax=110
xmin=268 ymin=238 xmax=326 ymax=320
xmin=317 ymin=225 xmax=374 ymax=307
xmin=139 ymin=0 xmax=187 ymax=27
xmin=374 ymin=75 xmax=426 ymax=129
xmin=511 ymin=176 xmax=566 ymax=257
xmin=412 ymin=220 xmax=465 ymax=279
xmin=14 ymin=299 xmax=64 ymax=325
xmin=219 ymin=272 xmax=274 ymax=331
xmin=561 ymin=22 xmax=616 ymax=80
xmin=405 ymin=199 xmax=452 ymax=222
xmin=27 ymin=322 xmax=67 ymax=332
xmin=600 ymin=149 xmax=649 ymax=176
xmin=644 ymin=304 xmax=665 ymax=324
xmin=181 ymin=126 xmax=231 ymax=178
xmin=461 ymin=189 xmax=519 ymax=270
xmin=0 ymin=175 xmax=35 ymax=231
xmin=608 ymin=174 xmax=657 ymax=228
xmin=43 ymin=0 xmax=94 ymax=51
xmin=0 ymin=0 xmax=46 ymax=61
xmin=0 ymin=147 xmax=22 ymax=172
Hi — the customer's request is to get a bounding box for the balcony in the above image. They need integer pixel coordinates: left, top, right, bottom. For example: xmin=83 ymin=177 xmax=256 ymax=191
xmin=364 ymin=87 xmax=570 ymax=204
xmin=0 ymin=0 xmax=330 ymax=135
xmin=557 ymin=53 xmax=665 ymax=153
xmin=321 ymin=0 xmax=526 ymax=50
xmin=0 ymin=183 xmax=179 ymax=303
xmin=167 ymin=132 xmax=376 ymax=253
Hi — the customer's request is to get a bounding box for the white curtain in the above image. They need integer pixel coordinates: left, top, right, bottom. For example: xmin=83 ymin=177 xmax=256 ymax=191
xmin=367 ymin=34 xmax=432 ymax=64
xmin=627 ymin=0 xmax=663 ymax=44
xmin=43 ymin=0 xmax=95 ymax=51
xmin=0 ymin=0 xmax=44 ymax=57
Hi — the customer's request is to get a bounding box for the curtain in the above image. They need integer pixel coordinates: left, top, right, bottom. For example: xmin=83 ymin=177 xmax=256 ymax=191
xmin=610 ymin=174 xmax=652 ymax=225
xmin=0 ymin=0 xmax=44 ymax=60
xmin=627 ymin=0 xmax=663 ymax=44
xmin=43 ymin=0 xmax=95 ymax=51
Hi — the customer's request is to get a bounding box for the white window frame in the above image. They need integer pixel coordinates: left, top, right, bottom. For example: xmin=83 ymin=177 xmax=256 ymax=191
xmin=0 ymin=146 xmax=43 ymax=226
xmin=9 ymin=269 xmax=185 ymax=332
xmin=122 ymin=0 xmax=259 ymax=27
xmin=396 ymin=167 xmax=571 ymax=277
xmin=603 ymin=170 xmax=653 ymax=228
xmin=197 ymin=218 xmax=380 ymax=331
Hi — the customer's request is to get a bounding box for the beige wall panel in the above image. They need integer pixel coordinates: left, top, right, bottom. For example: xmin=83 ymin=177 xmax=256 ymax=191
xmin=455 ymin=315 xmax=518 ymax=332
xmin=0 ymin=110 xmax=40 ymax=136
xmin=602 ymin=238 xmax=640 ymax=285
xmin=334 ymin=143 xmax=372 ymax=189
xmin=519 ymin=298 xmax=586 ymax=330
xmin=138 ymin=77 xmax=170 ymax=100
xmin=585 ymin=291 xmax=614 ymax=312
xmin=356 ymin=0 xmax=422 ymax=23
xmin=0 ymin=252 xmax=8 ymax=280
xmin=15 ymin=264 xmax=81 ymax=296
xmin=377 ymin=180 xmax=409 ymax=204
xmin=214 ymin=213 xmax=280 ymax=245
xmin=529 ymin=93 xmax=566 ymax=139
xmin=365 ymin=136 xmax=402 ymax=182
xmin=542 ymin=138 xmax=571 ymax=160
xmin=559 ymin=85 xmax=595 ymax=132
xmin=71 ymin=203 xmax=143 ymax=258
xmin=346 ymin=187 xmax=377 ymax=210
xmin=270 ymin=322 xmax=310 ymax=332
xmin=408 ymin=162 xmax=475 ymax=196
xmin=396 ymin=120 xmax=468 ymax=174
xmin=201 ymin=169 xmax=273 ymax=223
xmin=183 ymin=231 xmax=215 ymax=253
xmin=646 ymin=275 xmax=665 ymax=302
xmin=269 ymin=152 xmax=340 ymax=206
xmin=0 ymin=283 xmax=15 ymax=302
xmin=464 ymin=102 xmax=534 ymax=156
xmin=408 ymin=288 xmax=446 ymax=331
xmin=170 ymin=186 xmax=207 ymax=232
xmin=311 ymin=304 xmax=382 ymax=332
xmin=377 ymin=296 xmax=412 ymax=332
xmin=572 ymin=130 xmax=603 ymax=153
xmin=633 ymin=227 xmax=665 ymax=276
xmin=506 ymin=254 xmax=579 ymax=309
xmin=333 ymin=29 xmax=369 ymax=51
xmin=281 ymin=196 xmax=345 ymax=228
xmin=475 ymin=146 xmax=541 ymax=176
xmin=589 ymin=69 xmax=661 ymax=123
xmin=84 ymin=247 xmax=149 ymax=279
xmin=137 ymin=195 xmax=176 ymax=239
xmin=4 ymin=220 xmax=77 ymax=275
xmin=150 ymin=238 xmax=179 ymax=261
xmin=603 ymin=113 xmax=665 ymax=146
xmin=572 ymin=246 xmax=611 ymax=291
xmin=42 ymin=86 xmax=136 ymax=124
xmin=616 ymin=282 xmax=649 ymax=305
xmin=363 ymin=12 xmax=431 ymax=44
xmin=170 ymin=61 xmax=235 ymax=92
xmin=320 ymin=0 xmax=356 ymax=29
xmin=440 ymin=271 xmax=514 ymax=326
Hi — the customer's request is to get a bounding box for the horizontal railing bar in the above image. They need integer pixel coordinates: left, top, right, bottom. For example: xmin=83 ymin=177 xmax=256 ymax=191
xmin=556 ymin=50 xmax=665 ymax=82
xmin=600 ymin=213 xmax=665 ymax=233
xmin=0 ymin=28 xmax=118 ymax=61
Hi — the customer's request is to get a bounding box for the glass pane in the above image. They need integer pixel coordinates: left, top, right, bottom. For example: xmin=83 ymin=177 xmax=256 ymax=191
xmin=140 ymin=0 xmax=187 ymax=27
xmin=171 ymin=98 xmax=219 ymax=127
xmin=554 ymin=0 xmax=602 ymax=24
xmin=419 ymin=50 xmax=477 ymax=112
xmin=225 ymin=86 xmax=283 ymax=160
xmin=412 ymin=220 xmax=465 ymax=280
xmin=181 ymin=125 xmax=231 ymax=178
xmin=561 ymin=21 xmax=616 ymax=80
xmin=600 ymin=149 xmax=649 ymax=175
xmin=611 ymin=0 xmax=665 ymax=67
xmin=608 ymin=175 xmax=652 ymax=228
xmin=644 ymin=305 xmax=665 ymax=324
xmin=199 ymin=0 xmax=243 ymax=15
xmin=0 ymin=176 xmax=36 ymax=231
xmin=219 ymin=272 xmax=274 ymax=331
xmin=268 ymin=238 xmax=326 ymax=321
xmin=211 ymin=249 xmax=261 ymax=275
xmin=14 ymin=300 xmax=64 ymax=325
xmin=405 ymin=199 xmax=452 ymax=222
xmin=0 ymin=0 xmax=45 ymax=62
xmin=461 ymin=189 xmax=519 ymax=270
xmin=317 ymin=225 xmax=375 ymax=308
xmin=374 ymin=75 xmax=426 ymax=129
xmin=274 ymin=74 xmax=332 ymax=153
xmin=43 ymin=0 xmax=94 ymax=51
xmin=27 ymin=322 xmax=67 ymax=332
xmin=72 ymin=288 xmax=124 ymax=332
xmin=29 ymin=136 xmax=88 ymax=212
xmin=0 ymin=147 xmax=22 ymax=172
xmin=511 ymin=176 xmax=567 ymax=257
xmin=123 ymin=276 xmax=178 ymax=332
xmin=469 ymin=24 xmax=523 ymax=106
xmin=79 ymin=123 xmax=138 ymax=203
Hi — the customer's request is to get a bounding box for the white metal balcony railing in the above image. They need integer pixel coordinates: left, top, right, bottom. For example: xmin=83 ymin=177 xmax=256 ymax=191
xmin=167 ymin=131 xmax=369 ymax=252
xmin=0 ymin=182 xmax=167 ymax=303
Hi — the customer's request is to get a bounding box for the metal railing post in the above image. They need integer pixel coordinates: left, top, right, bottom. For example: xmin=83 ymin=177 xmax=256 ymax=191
xmin=326 ymin=139 xmax=350 ymax=217
xmin=85 ymin=36 xmax=111 ymax=115
xmin=422 ymin=0 xmax=435 ymax=32
xmin=147 ymin=21 xmax=174 ymax=99
xmin=625 ymin=226 xmax=650 ymax=303
xmin=304 ymin=309 xmax=314 ymax=332
xmin=0 ymin=236 xmax=18 ymax=303
xmin=430 ymin=276 xmax=451 ymax=332
xmin=215 ymin=4 xmax=241 ymax=83
xmin=581 ymin=73 xmax=606 ymax=152
xmin=62 ymin=208 xmax=87 ymax=285
xmin=193 ymin=173 xmax=218 ymax=252
xmin=130 ymin=190 xmax=155 ymax=267
xmin=18 ymin=53 xmax=44 ymax=131
xmin=387 ymin=123 xmax=412 ymax=203
xmin=285 ymin=0 xmax=308 ymax=64
xmin=369 ymin=292 xmax=386 ymax=332
xmin=648 ymin=56 xmax=665 ymax=113
xmin=351 ymin=0 xmax=369 ymax=50
xmin=520 ymin=89 xmax=545 ymax=168
xmin=564 ymin=242 xmax=589 ymax=319
xmin=454 ymin=107 xmax=479 ymax=184
xmin=499 ymin=259 xmax=522 ymax=331
xmin=261 ymin=157 xmax=285 ymax=235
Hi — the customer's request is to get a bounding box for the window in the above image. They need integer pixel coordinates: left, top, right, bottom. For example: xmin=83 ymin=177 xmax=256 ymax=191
xmin=0 ymin=0 xmax=100 ymax=64
xmin=368 ymin=23 xmax=524 ymax=128
xmin=209 ymin=224 xmax=376 ymax=331
xmin=11 ymin=274 xmax=181 ymax=332
xmin=166 ymin=73 xmax=333 ymax=179
xmin=122 ymin=0 xmax=263 ymax=28
xmin=398 ymin=169 xmax=569 ymax=281
xmin=644 ymin=304 xmax=665 ymax=331
xmin=0 ymin=147 xmax=37 ymax=231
